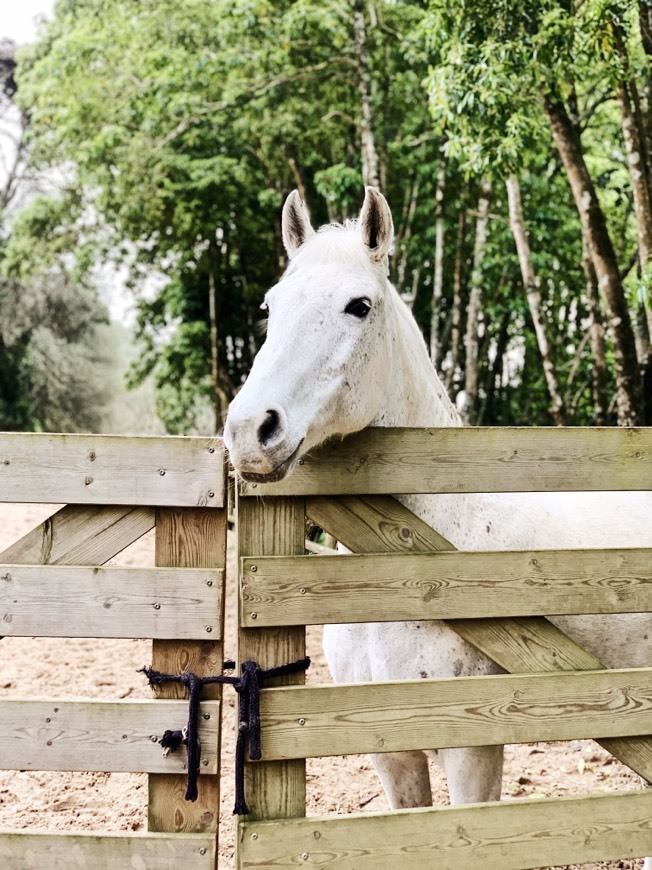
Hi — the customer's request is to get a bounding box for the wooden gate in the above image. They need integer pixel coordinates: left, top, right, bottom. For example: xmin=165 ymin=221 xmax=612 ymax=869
xmin=235 ymin=426 xmax=652 ymax=870
xmin=2 ymin=427 xmax=651 ymax=868
xmin=0 ymin=433 xmax=227 ymax=868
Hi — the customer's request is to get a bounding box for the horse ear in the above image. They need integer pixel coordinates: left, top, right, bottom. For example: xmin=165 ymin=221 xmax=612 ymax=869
xmin=282 ymin=190 xmax=315 ymax=259
xmin=359 ymin=186 xmax=394 ymax=262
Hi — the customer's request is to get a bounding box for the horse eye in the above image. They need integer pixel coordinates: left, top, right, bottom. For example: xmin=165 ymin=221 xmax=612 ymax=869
xmin=344 ymin=297 xmax=372 ymax=318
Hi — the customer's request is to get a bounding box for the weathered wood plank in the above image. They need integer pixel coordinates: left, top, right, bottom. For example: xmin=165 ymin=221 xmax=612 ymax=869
xmin=0 ymin=504 xmax=155 ymax=566
xmin=0 ymin=565 xmax=222 ymax=639
xmin=307 ymin=494 xmax=453 ymax=552
xmin=0 ymin=699 xmax=219 ymax=773
xmin=256 ymin=668 xmax=652 ymax=759
xmin=240 ymin=427 xmax=652 ymax=495
xmin=0 ymin=433 xmax=225 ymax=507
xmin=448 ymin=615 xmax=602 ymax=671
xmin=240 ymin=548 xmax=652 ymax=626
xmin=0 ymin=831 xmax=216 ymax=869
xmin=238 ymin=790 xmax=652 ymax=870
xmin=448 ymin=616 xmax=652 ymax=783
xmin=149 ymin=506 xmax=227 ymax=836
xmin=237 ymin=494 xmax=307 ymax=827
xmin=306 ymin=495 xmax=652 ymax=782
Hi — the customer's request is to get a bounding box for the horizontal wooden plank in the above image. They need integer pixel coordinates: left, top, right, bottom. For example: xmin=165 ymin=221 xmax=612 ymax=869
xmin=238 ymin=789 xmax=652 ymax=870
xmin=0 ymin=699 xmax=219 ymax=773
xmin=0 ymin=831 xmax=216 ymax=869
xmin=0 ymin=565 xmax=223 ymax=639
xmin=0 ymin=433 xmax=225 ymax=507
xmin=239 ymin=426 xmax=652 ymax=495
xmin=240 ymin=548 xmax=652 ymax=626
xmin=256 ymin=668 xmax=652 ymax=759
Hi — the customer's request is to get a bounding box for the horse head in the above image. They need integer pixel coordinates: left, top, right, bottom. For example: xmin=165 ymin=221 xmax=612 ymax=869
xmin=224 ymin=187 xmax=396 ymax=482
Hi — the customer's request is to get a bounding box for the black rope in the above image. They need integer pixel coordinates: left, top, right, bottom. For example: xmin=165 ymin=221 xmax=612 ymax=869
xmin=140 ymin=657 xmax=310 ymax=814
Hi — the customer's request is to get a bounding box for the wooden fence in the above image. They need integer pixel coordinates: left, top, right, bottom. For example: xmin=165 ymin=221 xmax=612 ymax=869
xmin=236 ymin=426 xmax=652 ymax=870
xmin=0 ymin=433 xmax=227 ymax=869
xmin=2 ymin=427 xmax=651 ymax=869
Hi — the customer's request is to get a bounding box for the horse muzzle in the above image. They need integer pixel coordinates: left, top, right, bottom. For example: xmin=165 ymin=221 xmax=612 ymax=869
xmin=224 ymin=404 xmax=304 ymax=482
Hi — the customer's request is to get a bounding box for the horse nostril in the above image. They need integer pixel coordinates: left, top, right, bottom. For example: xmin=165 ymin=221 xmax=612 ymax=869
xmin=257 ymin=409 xmax=281 ymax=446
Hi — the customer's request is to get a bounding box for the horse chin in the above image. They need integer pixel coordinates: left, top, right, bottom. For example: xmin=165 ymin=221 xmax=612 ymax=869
xmin=236 ymin=441 xmax=304 ymax=484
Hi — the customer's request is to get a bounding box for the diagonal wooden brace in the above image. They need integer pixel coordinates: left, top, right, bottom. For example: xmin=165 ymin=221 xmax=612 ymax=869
xmin=306 ymin=494 xmax=652 ymax=784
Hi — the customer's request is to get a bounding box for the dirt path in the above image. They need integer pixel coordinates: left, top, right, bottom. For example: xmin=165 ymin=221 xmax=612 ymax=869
xmin=0 ymin=503 xmax=647 ymax=868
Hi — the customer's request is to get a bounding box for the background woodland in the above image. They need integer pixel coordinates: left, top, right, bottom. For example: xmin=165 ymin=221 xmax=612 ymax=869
xmin=1 ymin=0 xmax=651 ymax=434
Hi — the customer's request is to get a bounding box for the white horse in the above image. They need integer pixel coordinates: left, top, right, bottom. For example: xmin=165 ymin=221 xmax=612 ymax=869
xmin=225 ymin=187 xmax=652 ymax=864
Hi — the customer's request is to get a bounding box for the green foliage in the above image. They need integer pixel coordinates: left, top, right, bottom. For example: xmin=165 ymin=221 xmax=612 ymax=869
xmin=9 ymin=0 xmax=650 ymax=430
xmin=15 ymin=0 xmax=436 ymax=429
xmin=314 ymin=164 xmax=364 ymax=216
xmin=0 ymin=264 xmax=114 ymax=431
xmin=0 ymin=162 xmax=148 ymax=431
xmin=421 ymin=0 xmax=650 ymax=424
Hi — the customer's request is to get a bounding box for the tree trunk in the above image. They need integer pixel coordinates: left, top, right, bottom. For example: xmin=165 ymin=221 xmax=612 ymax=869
xmin=634 ymin=304 xmax=652 ymax=424
xmin=411 ymin=267 xmax=421 ymax=295
xmin=478 ymin=309 xmax=510 ymax=425
xmin=352 ymin=0 xmax=380 ymax=189
xmin=287 ymin=156 xmax=309 ymax=210
xmin=506 ymin=173 xmax=565 ymax=424
xmin=614 ymin=67 xmax=652 ymax=341
xmin=581 ymin=235 xmax=609 ymax=425
xmin=462 ymin=179 xmax=491 ymax=424
xmin=445 ymin=209 xmax=466 ymax=400
xmin=543 ymin=94 xmax=643 ymax=426
xmin=638 ymin=0 xmax=652 ymax=176
xmin=395 ymin=175 xmax=419 ymax=294
xmin=208 ymin=267 xmax=228 ymax=432
xmin=379 ymin=36 xmax=390 ymax=193
xmin=610 ymin=13 xmax=652 ymax=352
xmin=617 ymin=81 xmax=652 ymax=262
xmin=430 ymin=155 xmax=446 ymax=368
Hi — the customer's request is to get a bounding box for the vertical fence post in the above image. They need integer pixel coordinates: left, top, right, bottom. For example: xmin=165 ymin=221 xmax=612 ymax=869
xmin=236 ymin=492 xmax=306 ymax=831
xmin=149 ymin=504 xmax=227 ymax=843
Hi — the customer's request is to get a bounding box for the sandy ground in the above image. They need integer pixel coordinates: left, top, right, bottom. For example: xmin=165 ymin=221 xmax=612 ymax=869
xmin=0 ymin=502 xmax=649 ymax=869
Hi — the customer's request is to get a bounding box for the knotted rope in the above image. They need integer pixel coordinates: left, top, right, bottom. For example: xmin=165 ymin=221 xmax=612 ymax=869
xmin=140 ymin=657 xmax=310 ymax=814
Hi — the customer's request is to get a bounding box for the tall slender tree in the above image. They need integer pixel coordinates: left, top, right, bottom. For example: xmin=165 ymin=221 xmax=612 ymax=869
xmin=506 ymin=173 xmax=565 ymax=424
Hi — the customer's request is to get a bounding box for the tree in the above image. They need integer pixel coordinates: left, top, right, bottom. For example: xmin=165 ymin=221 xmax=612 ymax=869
xmin=506 ymin=173 xmax=566 ymax=424
xmin=0 ymin=41 xmax=130 ymax=433
xmin=16 ymin=0 xmax=648 ymax=430
xmin=17 ymin=0 xmax=438 ymax=430
xmin=461 ymin=179 xmax=492 ymax=424
xmin=424 ymin=0 xmax=647 ymax=425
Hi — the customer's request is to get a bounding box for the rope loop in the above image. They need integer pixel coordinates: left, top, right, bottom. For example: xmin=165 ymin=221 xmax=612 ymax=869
xmin=140 ymin=656 xmax=310 ymax=813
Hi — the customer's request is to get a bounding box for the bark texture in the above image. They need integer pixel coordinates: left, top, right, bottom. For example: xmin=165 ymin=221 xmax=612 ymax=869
xmin=544 ymin=95 xmax=643 ymax=426
xmin=352 ymin=0 xmax=380 ymax=189
xmin=430 ymin=157 xmax=446 ymax=367
xmin=581 ymin=237 xmax=609 ymax=426
xmin=614 ymin=16 xmax=652 ymax=344
xmin=208 ymin=267 xmax=228 ymax=430
xmin=445 ymin=210 xmax=467 ymax=400
xmin=462 ymin=179 xmax=492 ymax=424
xmin=506 ymin=174 xmax=565 ymax=425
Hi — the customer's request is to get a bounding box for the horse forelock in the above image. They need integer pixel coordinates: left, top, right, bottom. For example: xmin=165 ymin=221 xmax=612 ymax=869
xmin=285 ymin=220 xmax=389 ymax=281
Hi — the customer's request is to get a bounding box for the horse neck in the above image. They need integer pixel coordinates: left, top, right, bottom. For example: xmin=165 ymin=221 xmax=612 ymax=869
xmin=372 ymin=286 xmax=460 ymax=430
xmin=368 ymin=284 xmax=652 ymax=557
xmin=370 ymin=286 xmax=497 ymax=549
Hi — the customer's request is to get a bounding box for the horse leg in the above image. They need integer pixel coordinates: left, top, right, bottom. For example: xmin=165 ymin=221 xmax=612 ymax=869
xmin=368 ymin=750 xmax=432 ymax=809
xmin=440 ymin=745 xmax=503 ymax=804
xmin=643 ymin=857 xmax=652 ymax=870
